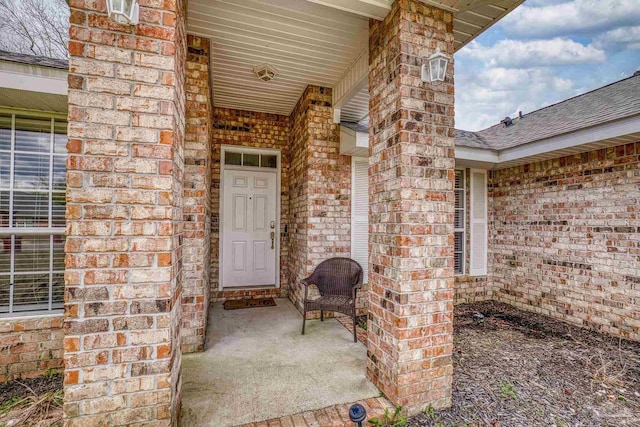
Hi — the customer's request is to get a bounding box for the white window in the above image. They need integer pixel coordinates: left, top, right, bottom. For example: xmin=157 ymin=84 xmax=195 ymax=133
xmin=351 ymin=158 xmax=368 ymax=282
xmin=0 ymin=113 xmax=67 ymax=316
xmin=454 ymin=169 xmax=465 ymax=275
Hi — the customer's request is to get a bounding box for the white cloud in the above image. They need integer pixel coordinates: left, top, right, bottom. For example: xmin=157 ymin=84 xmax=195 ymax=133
xmin=453 ymin=0 xmax=640 ymax=132
xmin=461 ymin=38 xmax=606 ymax=69
xmin=454 ymin=66 xmax=577 ymax=131
xmin=593 ymin=26 xmax=640 ymax=50
xmin=502 ymin=0 xmax=640 ymax=39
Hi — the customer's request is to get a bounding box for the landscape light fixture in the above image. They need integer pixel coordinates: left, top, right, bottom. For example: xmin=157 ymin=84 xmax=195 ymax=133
xmin=348 ymin=403 xmax=367 ymax=427
xmin=421 ymin=48 xmax=449 ymax=84
xmin=107 ymin=0 xmax=139 ymax=25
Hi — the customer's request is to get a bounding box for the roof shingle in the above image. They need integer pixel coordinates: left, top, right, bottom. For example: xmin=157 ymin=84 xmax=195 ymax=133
xmin=456 ymin=73 xmax=640 ymax=150
xmin=0 ymin=50 xmax=68 ymax=70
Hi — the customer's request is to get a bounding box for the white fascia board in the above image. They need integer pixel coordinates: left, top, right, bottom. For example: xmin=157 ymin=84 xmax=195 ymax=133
xmin=498 ymin=114 xmax=640 ymax=164
xmin=0 ymin=61 xmax=67 ymax=96
xmin=455 ymin=146 xmax=498 ymax=164
xmin=304 ymin=0 xmax=391 ymax=20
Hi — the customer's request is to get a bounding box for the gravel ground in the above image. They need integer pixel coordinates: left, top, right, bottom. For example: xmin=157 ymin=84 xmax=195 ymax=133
xmin=408 ymin=301 xmax=640 ymax=427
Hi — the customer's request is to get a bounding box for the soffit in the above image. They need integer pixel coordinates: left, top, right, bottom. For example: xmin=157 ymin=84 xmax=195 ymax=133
xmin=188 ymin=0 xmax=369 ymax=116
xmin=187 ymin=0 xmax=523 ymax=117
xmin=0 ymin=88 xmax=68 ymax=113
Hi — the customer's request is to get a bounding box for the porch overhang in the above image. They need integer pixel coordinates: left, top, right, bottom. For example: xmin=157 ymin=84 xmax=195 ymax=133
xmin=186 ymin=0 xmax=524 ymax=122
xmin=328 ymin=0 xmax=525 ymax=122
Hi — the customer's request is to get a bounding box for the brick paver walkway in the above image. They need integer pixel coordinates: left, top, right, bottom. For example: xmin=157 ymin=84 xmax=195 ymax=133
xmin=237 ymin=396 xmax=393 ymax=427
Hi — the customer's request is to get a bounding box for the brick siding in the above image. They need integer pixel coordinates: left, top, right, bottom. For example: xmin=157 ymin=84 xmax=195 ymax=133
xmin=210 ymin=108 xmax=290 ymax=301
xmin=65 ymin=0 xmax=187 ymax=424
xmin=368 ymin=0 xmax=455 ymax=413
xmin=288 ymin=90 xmax=310 ymax=311
xmin=288 ymin=86 xmax=351 ymax=313
xmin=490 ymin=142 xmax=640 ymax=341
xmin=0 ymin=315 xmax=63 ymax=382
xmin=182 ymin=35 xmax=213 ymax=354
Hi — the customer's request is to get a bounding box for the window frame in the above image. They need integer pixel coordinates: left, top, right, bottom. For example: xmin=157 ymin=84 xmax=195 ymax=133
xmin=0 ymin=109 xmax=66 ymax=317
xmin=454 ymin=168 xmax=465 ymax=276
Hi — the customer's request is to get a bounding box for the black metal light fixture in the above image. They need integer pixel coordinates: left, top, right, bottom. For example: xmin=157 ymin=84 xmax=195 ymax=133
xmin=349 ymin=403 xmax=367 ymax=427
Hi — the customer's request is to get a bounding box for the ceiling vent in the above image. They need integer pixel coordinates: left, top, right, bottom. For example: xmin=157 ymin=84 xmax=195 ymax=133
xmin=253 ymin=63 xmax=278 ymax=82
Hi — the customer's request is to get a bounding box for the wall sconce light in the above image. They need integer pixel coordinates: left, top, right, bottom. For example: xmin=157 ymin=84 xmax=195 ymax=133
xmin=421 ymin=48 xmax=449 ymax=84
xmin=107 ymin=0 xmax=139 ymax=25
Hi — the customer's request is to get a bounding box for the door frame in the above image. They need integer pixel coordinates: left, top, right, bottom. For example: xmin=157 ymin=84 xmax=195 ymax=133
xmin=219 ymin=145 xmax=282 ymax=291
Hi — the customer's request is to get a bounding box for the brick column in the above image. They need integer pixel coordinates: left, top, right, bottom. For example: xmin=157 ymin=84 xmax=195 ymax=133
xmin=367 ymin=0 xmax=456 ymax=413
xmin=65 ymin=0 xmax=186 ymax=425
xmin=288 ymin=86 xmax=351 ymax=312
xmin=181 ymin=35 xmax=212 ymax=353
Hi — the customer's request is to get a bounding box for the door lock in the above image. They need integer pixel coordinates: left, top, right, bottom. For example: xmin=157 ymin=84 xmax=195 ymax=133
xmin=270 ymin=231 xmax=275 ymax=249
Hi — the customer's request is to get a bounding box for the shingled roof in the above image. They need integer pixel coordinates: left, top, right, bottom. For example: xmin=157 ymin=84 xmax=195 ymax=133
xmin=0 ymin=50 xmax=68 ymax=70
xmin=455 ymin=73 xmax=640 ymax=150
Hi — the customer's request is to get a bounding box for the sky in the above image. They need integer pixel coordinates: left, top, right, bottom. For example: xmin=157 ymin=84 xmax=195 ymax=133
xmin=454 ymin=0 xmax=640 ymax=131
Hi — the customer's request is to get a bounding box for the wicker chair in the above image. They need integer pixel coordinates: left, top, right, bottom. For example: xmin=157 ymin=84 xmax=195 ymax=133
xmin=301 ymin=257 xmax=363 ymax=342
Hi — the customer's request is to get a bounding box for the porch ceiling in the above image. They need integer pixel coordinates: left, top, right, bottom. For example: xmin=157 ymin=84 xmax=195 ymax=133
xmin=187 ymin=0 xmax=523 ymax=118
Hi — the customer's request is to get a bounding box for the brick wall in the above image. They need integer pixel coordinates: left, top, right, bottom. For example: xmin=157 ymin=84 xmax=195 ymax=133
xmin=287 ymin=86 xmax=351 ymax=313
xmin=182 ymin=35 xmax=213 ymax=353
xmin=65 ymin=0 xmax=186 ymax=424
xmin=490 ymin=142 xmax=640 ymax=341
xmin=368 ymin=0 xmax=455 ymax=413
xmin=288 ymin=89 xmax=310 ymax=309
xmin=210 ymin=108 xmax=290 ymax=300
xmin=0 ymin=315 xmax=63 ymax=382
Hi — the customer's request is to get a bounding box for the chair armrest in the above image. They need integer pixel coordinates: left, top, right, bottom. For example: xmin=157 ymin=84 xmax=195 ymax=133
xmin=301 ymin=277 xmax=314 ymax=302
xmin=351 ymin=282 xmax=362 ymax=301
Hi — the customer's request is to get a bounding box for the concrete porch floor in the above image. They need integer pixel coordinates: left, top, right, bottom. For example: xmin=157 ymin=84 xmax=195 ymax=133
xmin=180 ymin=298 xmax=380 ymax=426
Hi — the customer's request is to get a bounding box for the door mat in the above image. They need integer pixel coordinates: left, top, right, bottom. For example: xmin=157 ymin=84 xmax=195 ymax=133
xmin=223 ymin=298 xmax=276 ymax=310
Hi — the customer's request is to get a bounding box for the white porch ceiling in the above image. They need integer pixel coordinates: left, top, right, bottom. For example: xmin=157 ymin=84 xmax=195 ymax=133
xmin=186 ymin=0 xmax=523 ymax=118
xmin=188 ymin=0 xmax=369 ymax=116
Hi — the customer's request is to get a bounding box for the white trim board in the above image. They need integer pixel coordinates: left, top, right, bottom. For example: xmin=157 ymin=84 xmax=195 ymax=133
xmin=0 ymin=61 xmax=67 ymax=95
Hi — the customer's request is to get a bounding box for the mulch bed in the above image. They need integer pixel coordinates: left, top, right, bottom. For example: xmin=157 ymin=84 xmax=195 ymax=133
xmin=0 ymin=374 xmax=62 ymax=404
xmin=0 ymin=373 xmax=63 ymax=427
xmin=408 ymin=301 xmax=640 ymax=427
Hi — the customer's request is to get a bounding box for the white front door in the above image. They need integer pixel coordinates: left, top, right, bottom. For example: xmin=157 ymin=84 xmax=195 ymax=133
xmin=222 ymin=169 xmax=277 ymax=287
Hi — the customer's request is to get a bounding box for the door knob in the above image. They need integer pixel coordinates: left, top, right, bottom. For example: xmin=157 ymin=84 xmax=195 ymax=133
xmin=270 ymin=231 xmax=275 ymax=249
xmin=270 ymin=221 xmax=275 ymax=229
